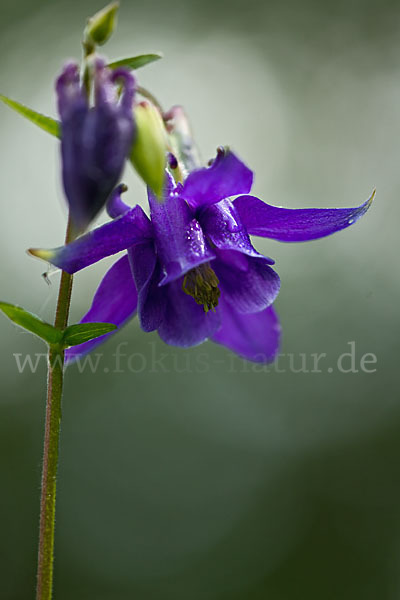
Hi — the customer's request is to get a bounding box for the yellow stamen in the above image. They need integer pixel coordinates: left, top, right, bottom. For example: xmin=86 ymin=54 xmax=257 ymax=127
xmin=182 ymin=263 xmax=220 ymax=313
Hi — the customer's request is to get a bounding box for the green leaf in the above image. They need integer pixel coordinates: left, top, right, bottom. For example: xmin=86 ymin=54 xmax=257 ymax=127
xmin=0 ymin=95 xmax=60 ymax=138
xmin=0 ymin=302 xmax=62 ymax=345
xmin=108 ymin=53 xmax=163 ymax=71
xmin=62 ymin=322 xmax=117 ymax=347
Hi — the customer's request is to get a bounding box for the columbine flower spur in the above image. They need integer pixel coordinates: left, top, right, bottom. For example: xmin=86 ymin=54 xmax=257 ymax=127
xmin=30 ymin=148 xmax=373 ymax=363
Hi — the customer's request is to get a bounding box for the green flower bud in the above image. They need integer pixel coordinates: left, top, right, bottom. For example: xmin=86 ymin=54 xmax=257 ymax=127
xmin=130 ymin=101 xmax=168 ymax=199
xmin=84 ymin=1 xmax=119 ymax=48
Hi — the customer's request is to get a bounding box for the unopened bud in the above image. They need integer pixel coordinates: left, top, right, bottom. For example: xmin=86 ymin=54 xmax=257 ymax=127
xmin=130 ymin=101 xmax=167 ymax=199
xmin=84 ymin=2 xmax=119 ymax=48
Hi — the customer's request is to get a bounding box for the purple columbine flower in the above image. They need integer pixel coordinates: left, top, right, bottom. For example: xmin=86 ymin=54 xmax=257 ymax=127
xmin=57 ymin=58 xmax=135 ymax=231
xmin=30 ymin=149 xmax=373 ymax=363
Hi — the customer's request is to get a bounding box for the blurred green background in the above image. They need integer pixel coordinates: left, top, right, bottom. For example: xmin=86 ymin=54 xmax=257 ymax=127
xmin=1 ymin=0 xmax=399 ymax=598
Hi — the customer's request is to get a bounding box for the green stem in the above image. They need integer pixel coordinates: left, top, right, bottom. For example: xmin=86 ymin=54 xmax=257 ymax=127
xmin=36 ymin=217 xmax=75 ymax=600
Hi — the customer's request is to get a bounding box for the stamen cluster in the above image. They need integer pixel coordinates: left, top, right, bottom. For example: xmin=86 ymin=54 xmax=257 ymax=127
xmin=182 ymin=263 xmax=221 ymax=312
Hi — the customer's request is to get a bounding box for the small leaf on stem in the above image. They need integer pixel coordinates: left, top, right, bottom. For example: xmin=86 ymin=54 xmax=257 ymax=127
xmin=108 ymin=53 xmax=163 ymax=71
xmin=0 ymin=302 xmax=63 ymax=345
xmin=0 ymin=95 xmax=60 ymax=138
xmin=62 ymin=322 xmax=117 ymax=347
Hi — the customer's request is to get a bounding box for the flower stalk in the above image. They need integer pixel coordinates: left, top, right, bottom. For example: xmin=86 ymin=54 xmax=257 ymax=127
xmin=36 ymin=217 xmax=75 ymax=600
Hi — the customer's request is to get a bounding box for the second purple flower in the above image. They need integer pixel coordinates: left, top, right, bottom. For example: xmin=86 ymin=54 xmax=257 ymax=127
xmin=56 ymin=58 xmax=136 ymax=231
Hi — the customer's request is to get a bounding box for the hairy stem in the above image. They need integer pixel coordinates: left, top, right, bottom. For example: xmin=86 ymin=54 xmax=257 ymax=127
xmin=36 ymin=217 xmax=74 ymax=600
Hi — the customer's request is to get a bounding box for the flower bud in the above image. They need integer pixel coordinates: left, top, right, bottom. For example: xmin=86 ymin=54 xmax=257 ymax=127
xmin=84 ymin=2 xmax=119 ymax=48
xmin=130 ymin=101 xmax=167 ymax=199
xmin=56 ymin=59 xmax=135 ymax=232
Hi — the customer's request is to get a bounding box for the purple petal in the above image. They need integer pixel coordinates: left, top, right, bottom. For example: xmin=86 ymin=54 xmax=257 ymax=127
xmin=212 ymin=298 xmax=281 ymax=363
xmin=65 ymin=254 xmax=137 ymax=363
xmin=29 ymin=205 xmax=152 ymax=273
xmin=93 ymin=58 xmax=118 ymax=106
xmin=214 ymin=250 xmax=280 ymax=314
xmin=158 ymin=279 xmax=220 ymax=347
xmin=111 ymin=67 xmax=136 ymax=117
xmin=181 ymin=149 xmax=253 ymax=209
xmin=234 ymin=192 xmax=375 ymax=242
xmin=199 ymin=199 xmax=274 ymax=264
xmin=148 ymin=182 xmax=215 ymax=285
xmin=56 ymin=62 xmax=87 ymax=121
xmin=93 ymin=59 xmax=136 ymax=117
xmin=58 ymin=60 xmax=135 ymax=230
xmin=106 ymin=184 xmax=131 ymax=218
xmin=128 ymin=242 xmax=165 ymax=332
